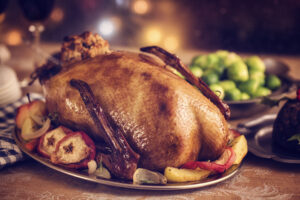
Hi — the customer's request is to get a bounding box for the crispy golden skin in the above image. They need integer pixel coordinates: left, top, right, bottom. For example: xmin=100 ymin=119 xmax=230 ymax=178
xmin=43 ymin=51 xmax=229 ymax=171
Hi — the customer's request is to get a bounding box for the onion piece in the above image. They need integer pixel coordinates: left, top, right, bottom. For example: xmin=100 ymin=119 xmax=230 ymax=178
xmin=29 ymin=113 xmax=45 ymax=126
xmin=87 ymin=160 xmax=97 ymax=174
xmin=223 ymin=147 xmax=236 ymax=170
xmin=94 ymin=163 xmax=111 ymax=179
xmin=22 ymin=118 xmax=51 ymax=140
xmin=133 ymin=168 xmax=167 ymax=185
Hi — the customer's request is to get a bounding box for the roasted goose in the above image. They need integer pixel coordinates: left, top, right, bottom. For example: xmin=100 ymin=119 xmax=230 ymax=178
xmin=33 ymin=32 xmax=230 ymax=178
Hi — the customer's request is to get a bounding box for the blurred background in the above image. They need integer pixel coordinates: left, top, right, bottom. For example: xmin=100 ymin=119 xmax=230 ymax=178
xmin=0 ymin=0 xmax=300 ymax=55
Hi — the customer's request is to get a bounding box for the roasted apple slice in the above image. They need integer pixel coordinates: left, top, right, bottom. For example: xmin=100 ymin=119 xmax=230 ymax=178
xmin=50 ymin=131 xmax=96 ymax=169
xmin=21 ymin=117 xmax=36 ymax=139
xmin=16 ymin=100 xmax=50 ymax=141
xmin=21 ymin=117 xmax=51 ymax=141
xmin=16 ymin=100 xmax=47 ymax=129
xmin=37 ymin=126 xmax=71 ymax=158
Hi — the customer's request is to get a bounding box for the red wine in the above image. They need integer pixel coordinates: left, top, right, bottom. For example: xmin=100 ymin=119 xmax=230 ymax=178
xmin=19 ymin=0 xmax=55 ymax=21
xmin=0 ymin=0 xmax=9 ymax=14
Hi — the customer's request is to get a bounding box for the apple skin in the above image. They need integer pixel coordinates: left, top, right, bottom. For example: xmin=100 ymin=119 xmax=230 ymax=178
xmin=15 ymin=100 xmax=47 ymax=129
xmin=15 ymin=104 xmax=30 ymax=129
xmin=24 ymin=138 xmax=39 ymax=152
xmin=50 ymin=131 xmax=96 ymax=169
xmin=37 ymin=126 xmax=72 ymax=158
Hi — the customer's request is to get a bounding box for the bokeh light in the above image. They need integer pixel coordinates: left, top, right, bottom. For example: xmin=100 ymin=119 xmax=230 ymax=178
xmin=0 ymin=13 xmax=5 ymax=24
xmin=115 ymin=0 xmax=130 ymax=8
xmin=132 ymin=0 xmax=150 ymax=15
xmin=163 ymin=36 xmax=179 ymax=51
xmin=98 ymin=17 xmax=122 ymax=38
xmin=144 ymin=27 xmax=162 ymax=44
xmin=50 ymin=7 xmax=64 ymax=23
xmin=5 ymin=30 xmax=23 ymax=46
xmin=99 ymin=20 xmax=114 ymax=36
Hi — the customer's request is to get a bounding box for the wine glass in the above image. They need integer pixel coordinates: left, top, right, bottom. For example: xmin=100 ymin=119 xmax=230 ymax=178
xmin=18 ymin=0 xmax=55 ymax=68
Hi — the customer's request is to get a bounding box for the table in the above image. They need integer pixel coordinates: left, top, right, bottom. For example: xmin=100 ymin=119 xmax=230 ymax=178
xmin=1 ymin=44 xmax=300 ymax=200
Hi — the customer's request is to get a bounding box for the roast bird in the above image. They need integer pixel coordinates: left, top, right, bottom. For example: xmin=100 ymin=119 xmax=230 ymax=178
xmin=35 ymin=32 xmax=230 ymax=172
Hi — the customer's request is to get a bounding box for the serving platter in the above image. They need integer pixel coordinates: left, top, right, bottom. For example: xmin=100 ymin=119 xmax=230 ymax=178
xmin=238 ymin=114 xmax=300 ymax=164
xmin=13 ymin=127 xmax=239 ymax=191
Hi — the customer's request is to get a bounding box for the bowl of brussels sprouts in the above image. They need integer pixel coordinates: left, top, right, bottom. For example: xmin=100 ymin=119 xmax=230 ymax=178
xmin=188 ymin=51 xmax=294 ymax=119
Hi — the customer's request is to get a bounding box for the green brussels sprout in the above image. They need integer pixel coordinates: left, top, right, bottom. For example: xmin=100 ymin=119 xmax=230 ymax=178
xmin=209 ymin=84 xmax=225 ymax=100
xmin=266 ymin=74 xmax=281 ymax=90
xmin=238 ymin=79 xmax=260 ymax=96
xmin=212 ymin=64 xmax=225 ymax=76
xmin=227 ymin=61 xmax=249 ymax=82
xmin=214 ymin=51 xmax=228 ymax=73
xmin=249 ymin=70 xmax=265 ymax=86
xmin=225 ymin=88 xmax=241 ymax=101
xmin=253 ymin=87 xmax=271 ymax=98
xmin=189 ymin=65 xmax=203 ymax=78
xmin=240 ymin=92 xmax=251 ymax=100
xmin=219 ymin=80 xmax=236 ymax=92
xmin=191 ymin=55 xmax=207 ymax=69
xmin=223 ymin=52 xmax=243 ymax=67
xmin=215 ymin=50 xmax=229 ymax=59
xmin=206 ymin=53 xmax=220 ymax=68
xmin=246 ymin=56 xmax=265 ymax=72
xmin=202 ymin=70 xmax=219 ymax=85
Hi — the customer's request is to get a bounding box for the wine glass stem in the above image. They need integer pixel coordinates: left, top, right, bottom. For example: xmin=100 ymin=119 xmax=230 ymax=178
xmin=29 ymin=23 xmax=44 ymax=68
xmin=33 ymin=25 xmax=40 ymax=47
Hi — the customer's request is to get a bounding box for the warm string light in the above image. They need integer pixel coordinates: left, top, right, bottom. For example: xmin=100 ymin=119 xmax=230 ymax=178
xmin=1 ymin=0 xmax=180 ymax=50
xmin=50 ymin=7 xmax=64 ymax=23
xmin=145 ymin=27 xmax=162 ymax=44
xmin=143 ymin=26 xmax=180 ymax=51
xmin=0 ymin=13 xmax=5 ymax=24
xmin=5 ymin=30 xmax=23 ymax=46
xmin=164 ymin=36 xmax=179 ymax=51
xmin=132 ymin=0 xmax=150 ymax=15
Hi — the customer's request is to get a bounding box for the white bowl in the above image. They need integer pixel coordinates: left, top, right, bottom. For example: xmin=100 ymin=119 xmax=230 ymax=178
xmin=0 ymin=66 xmax=22 ymax=106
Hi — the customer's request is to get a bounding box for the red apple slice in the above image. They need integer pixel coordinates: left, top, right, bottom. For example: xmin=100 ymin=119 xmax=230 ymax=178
xmin=50 ymin=131 xmax=96 ymax=169
xmin=37 ymin=126 xmax=70 ymax=158
xmin=24 ymin=138 xmax=39 ymax=152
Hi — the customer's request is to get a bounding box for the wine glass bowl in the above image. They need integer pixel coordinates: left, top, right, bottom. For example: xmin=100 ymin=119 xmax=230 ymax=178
xmin=18 ymin=0 xmax=55 ymax=22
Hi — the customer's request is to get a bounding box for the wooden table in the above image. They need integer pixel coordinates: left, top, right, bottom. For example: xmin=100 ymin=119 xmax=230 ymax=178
xmin=1 ymin=44 xmax=300 ymax=200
